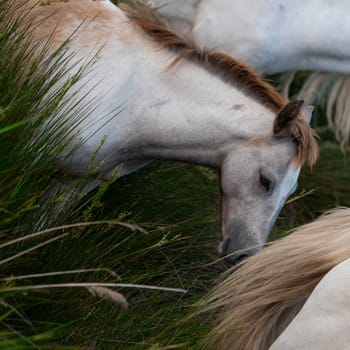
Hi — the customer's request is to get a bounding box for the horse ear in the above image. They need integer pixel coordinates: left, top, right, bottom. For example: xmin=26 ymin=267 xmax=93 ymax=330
xmin=300 ymin=105 xmax=314 ymax=124
xmin=273 ymin=100 xmax=304 ymax=136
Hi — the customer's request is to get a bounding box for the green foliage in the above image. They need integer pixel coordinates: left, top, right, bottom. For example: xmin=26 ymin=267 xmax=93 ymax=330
xmin=0 ymin=327 xmax=80 ymax=350
xmin=0 ymin=1 xmax=116 ymax=348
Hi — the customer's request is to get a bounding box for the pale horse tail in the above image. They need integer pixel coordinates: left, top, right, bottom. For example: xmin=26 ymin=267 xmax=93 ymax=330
xmin=199 ymin=207 xmax=350 ymax=350
xmin=280 ymin=72 xmax=350 ymax=147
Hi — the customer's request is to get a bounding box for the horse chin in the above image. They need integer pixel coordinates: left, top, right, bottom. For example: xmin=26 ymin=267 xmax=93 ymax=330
xmin=224 ymin=253 xmax=250 ymax=266
xmin=225 ymin=254 xmax=249 ymax=270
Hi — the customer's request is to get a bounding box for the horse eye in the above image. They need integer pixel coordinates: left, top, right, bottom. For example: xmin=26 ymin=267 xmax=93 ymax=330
xmin=259 ymin=173 xmax=272 ymax=192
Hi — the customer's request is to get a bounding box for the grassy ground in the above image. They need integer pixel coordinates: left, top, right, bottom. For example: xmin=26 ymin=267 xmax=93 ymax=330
xmin=1 ymin=1 xmax=350 ymax=350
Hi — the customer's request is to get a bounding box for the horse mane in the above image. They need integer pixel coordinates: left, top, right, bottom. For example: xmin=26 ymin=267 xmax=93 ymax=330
xmin=120 ymin=4 xmax=318 ymax=167
xmin=120 ymin=3 xmax=284 ymax=112
xmin=200 ymin=208 xmax=350 ymax=350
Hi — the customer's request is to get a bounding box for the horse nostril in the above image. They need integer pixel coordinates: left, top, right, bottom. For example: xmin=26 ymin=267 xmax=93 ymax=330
xmin=235 ymin=254 xmax=249 ymax=264
xmin=219 ymin=237 xmax=231 ymax=257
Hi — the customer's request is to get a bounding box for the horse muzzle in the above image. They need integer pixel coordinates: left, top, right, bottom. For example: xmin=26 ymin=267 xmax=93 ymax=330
xmin=218 ymin=236 xmax=262 ymax=265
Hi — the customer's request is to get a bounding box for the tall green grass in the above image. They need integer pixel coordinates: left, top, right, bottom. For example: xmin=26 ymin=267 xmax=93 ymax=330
xmin=0 ymin=2 xmax=132 ymax=348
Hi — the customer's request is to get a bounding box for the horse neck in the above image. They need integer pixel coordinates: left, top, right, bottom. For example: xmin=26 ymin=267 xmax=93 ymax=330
xmin=28 ymin=0 xmax=275 ymax=170
xmin=191 ymin=0 xmax=350 ymax=75
xmin=127 ymin=54 xmax=275 ymax=168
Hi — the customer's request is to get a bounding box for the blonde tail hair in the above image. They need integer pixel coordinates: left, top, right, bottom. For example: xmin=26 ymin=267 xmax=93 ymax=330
xmin=201 ymin=208 xmax=350 ymax=350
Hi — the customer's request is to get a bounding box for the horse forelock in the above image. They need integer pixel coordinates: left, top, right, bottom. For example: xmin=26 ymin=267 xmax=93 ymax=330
xmin=120 ymin=4 xmax=318 ymax=168
xmin=291 ymin=117 xmax=319 ymax=168
xmin=201 ymin=208 xmax=350 ymax=350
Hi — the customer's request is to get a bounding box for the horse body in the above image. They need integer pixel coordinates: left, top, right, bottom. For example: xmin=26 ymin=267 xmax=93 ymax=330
xmin=270 ymin=257 xmax=350 ymax=350
xmin=204 ymin=208 xmax=350 ymax=349
xmin=21 ymin=0 xmax=317 ymax=263
xmin=149 ymin=0 xmax=350 ymax=75
xmin=28 ymin=1 xmax=274 ymax=175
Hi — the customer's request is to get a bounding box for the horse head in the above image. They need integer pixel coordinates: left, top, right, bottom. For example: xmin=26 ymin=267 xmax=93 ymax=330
xmin=219 ymin=100 xmax=317 ymax=264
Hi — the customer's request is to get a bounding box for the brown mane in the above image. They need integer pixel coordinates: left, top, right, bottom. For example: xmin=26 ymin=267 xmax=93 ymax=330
xmin=120 ymin=3 xmax=318 ymax=167
xmin=120 ymin=3 xmax=285 ymax=112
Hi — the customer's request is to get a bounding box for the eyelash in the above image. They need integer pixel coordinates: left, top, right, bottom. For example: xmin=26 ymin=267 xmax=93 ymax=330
xmin=260 ymin=173 xmax=272 ymax=192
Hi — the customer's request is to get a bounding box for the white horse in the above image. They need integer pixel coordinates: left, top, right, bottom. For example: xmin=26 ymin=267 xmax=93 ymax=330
xmin=19 ymin=1 xmax=317 ymax=264
xmin=148 ymin=0 xmax=350 ymax=75
xmin=147 ymin=0 xmax=350 ymax=145
xmin=270 ymin=258 xmax=350 ymax=349
xmin=203 ymin=208 xmax=350 ymax=349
